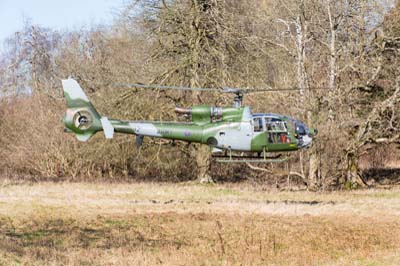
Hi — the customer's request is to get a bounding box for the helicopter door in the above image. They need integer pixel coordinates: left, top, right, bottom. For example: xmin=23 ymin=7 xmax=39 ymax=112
xmin=265 ymin=120 xmax=289 ymax=144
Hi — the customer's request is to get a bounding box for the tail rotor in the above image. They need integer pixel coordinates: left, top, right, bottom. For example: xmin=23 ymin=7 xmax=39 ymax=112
xmin=62 ymin=78 xmax=114 ymax=141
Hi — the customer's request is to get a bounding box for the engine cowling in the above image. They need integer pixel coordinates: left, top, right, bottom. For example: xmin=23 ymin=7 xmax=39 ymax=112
xmin=175 ymin=105 xmax=242 ymax=124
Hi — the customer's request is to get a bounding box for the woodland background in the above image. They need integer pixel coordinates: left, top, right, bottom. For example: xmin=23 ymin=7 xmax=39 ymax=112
xmin=0 ymin=0 xmax=400 ymax=189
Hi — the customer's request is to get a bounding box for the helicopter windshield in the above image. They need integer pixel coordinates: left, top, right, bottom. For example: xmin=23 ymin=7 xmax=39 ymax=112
xmin=284 ymin=118 xmax=313 ymax=147
xmin=294 ymin=121 xmax=308 ymax=136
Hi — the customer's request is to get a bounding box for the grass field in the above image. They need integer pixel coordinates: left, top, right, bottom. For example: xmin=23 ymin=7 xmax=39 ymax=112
xmin=0 ymin=182 xmax=400 ymax=265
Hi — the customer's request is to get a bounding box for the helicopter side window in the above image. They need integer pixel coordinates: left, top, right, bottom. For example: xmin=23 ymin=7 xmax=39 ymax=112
xmin=253 ymin=117 xmax=263 ymax=132
xmin=265 ymin=121 xmax=287 ymax=132
xmin=265 ymin=119 xmax=290 ymax=144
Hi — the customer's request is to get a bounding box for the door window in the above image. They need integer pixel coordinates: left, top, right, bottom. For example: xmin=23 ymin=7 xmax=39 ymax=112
xmin=253 ymin=117 xmax=263 ymax=132
xmin=265 ymin=121 xmax=287 ymax=132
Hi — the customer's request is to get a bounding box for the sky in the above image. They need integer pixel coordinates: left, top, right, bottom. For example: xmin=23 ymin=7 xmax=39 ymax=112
xmin=0 ymin=0 xmax=126 ymax=50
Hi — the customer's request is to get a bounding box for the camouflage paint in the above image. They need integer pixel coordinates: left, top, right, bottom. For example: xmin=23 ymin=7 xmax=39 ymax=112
xmin=61 ymin=79 xmax=314 ymax=153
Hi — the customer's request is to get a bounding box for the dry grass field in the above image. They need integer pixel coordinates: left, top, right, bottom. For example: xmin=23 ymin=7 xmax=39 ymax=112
xmin=0 ymin=182 xmax=400 ymax=265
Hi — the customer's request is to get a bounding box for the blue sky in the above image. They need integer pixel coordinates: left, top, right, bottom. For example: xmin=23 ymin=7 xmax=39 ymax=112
xmin=0 ymin=0 xmax=126 ymax=49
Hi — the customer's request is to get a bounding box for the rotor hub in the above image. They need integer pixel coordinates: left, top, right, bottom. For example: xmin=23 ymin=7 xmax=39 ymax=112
xmin=233 ymin=92 xmax=244 ymax=108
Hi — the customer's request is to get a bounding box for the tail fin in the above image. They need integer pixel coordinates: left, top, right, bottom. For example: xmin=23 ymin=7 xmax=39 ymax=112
xmin=62 ymin=78 xmax=114 ymax=141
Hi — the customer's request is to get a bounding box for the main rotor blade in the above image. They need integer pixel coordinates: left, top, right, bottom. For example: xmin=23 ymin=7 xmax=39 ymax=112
xmin=114 ymin=83 xmax=220 ymax=92
xmin=240 ymin=87 xmax=308 ymax=93
xmin=114 ymin=83 xmax=328 ymax=94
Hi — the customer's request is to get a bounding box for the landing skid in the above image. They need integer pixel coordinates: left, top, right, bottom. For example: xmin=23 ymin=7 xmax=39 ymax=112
xmin=211 ymin=151 xmax=288 ymax=163
xmin=214 ymin=157 xmax=288 ymax=163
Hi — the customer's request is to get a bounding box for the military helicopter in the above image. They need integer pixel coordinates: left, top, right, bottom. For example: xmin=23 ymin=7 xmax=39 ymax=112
xmin=61 ymin=78 xmax=317 ymax=163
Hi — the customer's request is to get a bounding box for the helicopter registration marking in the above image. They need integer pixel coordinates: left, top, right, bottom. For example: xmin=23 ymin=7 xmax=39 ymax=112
xmin=129 ymin=123 xmax=162 ymax=137
xmin=157 ymin=129 xmax=172 ymax=135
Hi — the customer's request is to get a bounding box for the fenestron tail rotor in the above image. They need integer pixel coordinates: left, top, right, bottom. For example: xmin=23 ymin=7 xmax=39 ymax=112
xmin=62 ymin=78 xmax=114 ymax=141
xmin=73 ymin=111 xmax=93 ymax=130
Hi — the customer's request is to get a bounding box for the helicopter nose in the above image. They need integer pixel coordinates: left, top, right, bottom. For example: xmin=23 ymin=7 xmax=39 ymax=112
xmin=308 ymin=128 xmax=318 ymax=137
xmin=301 ymin=135 xmax=313 ymax=147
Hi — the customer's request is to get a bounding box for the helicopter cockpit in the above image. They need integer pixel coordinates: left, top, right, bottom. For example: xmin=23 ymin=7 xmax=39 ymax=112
xmin=253 ymin=114 xmax=315 ymax=148
xmin=291 ymin=119 xmax=313 ymax=148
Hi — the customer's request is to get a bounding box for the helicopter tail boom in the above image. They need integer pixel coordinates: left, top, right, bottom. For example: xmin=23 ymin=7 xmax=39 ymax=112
xmin=62 ymin=78 xmax=114 ymax=141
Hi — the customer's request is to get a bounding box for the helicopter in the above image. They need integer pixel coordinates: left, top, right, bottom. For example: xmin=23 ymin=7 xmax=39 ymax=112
xmin=61 ymin=78 xmax=317 ymax=163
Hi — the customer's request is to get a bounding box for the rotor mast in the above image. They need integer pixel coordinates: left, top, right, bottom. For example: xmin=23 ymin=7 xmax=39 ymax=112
xmin=233 ymin=91 xmax=244 ymax=108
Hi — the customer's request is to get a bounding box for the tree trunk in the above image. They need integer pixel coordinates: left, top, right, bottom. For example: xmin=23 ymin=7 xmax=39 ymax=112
xmin=195 ymin=145 xmax=213 ymax=183
xmin=307 ymin=111 xmax=320 ymax=187
xmin=327 ymin=1 xmax=337 ymax=91
xmin=308 ymin=151 xmax=319 ymax=187
xmin=346 ymin=152 xmax=367 ymax=188
xmin=188 ymin=2 xmax=213 ymax=182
